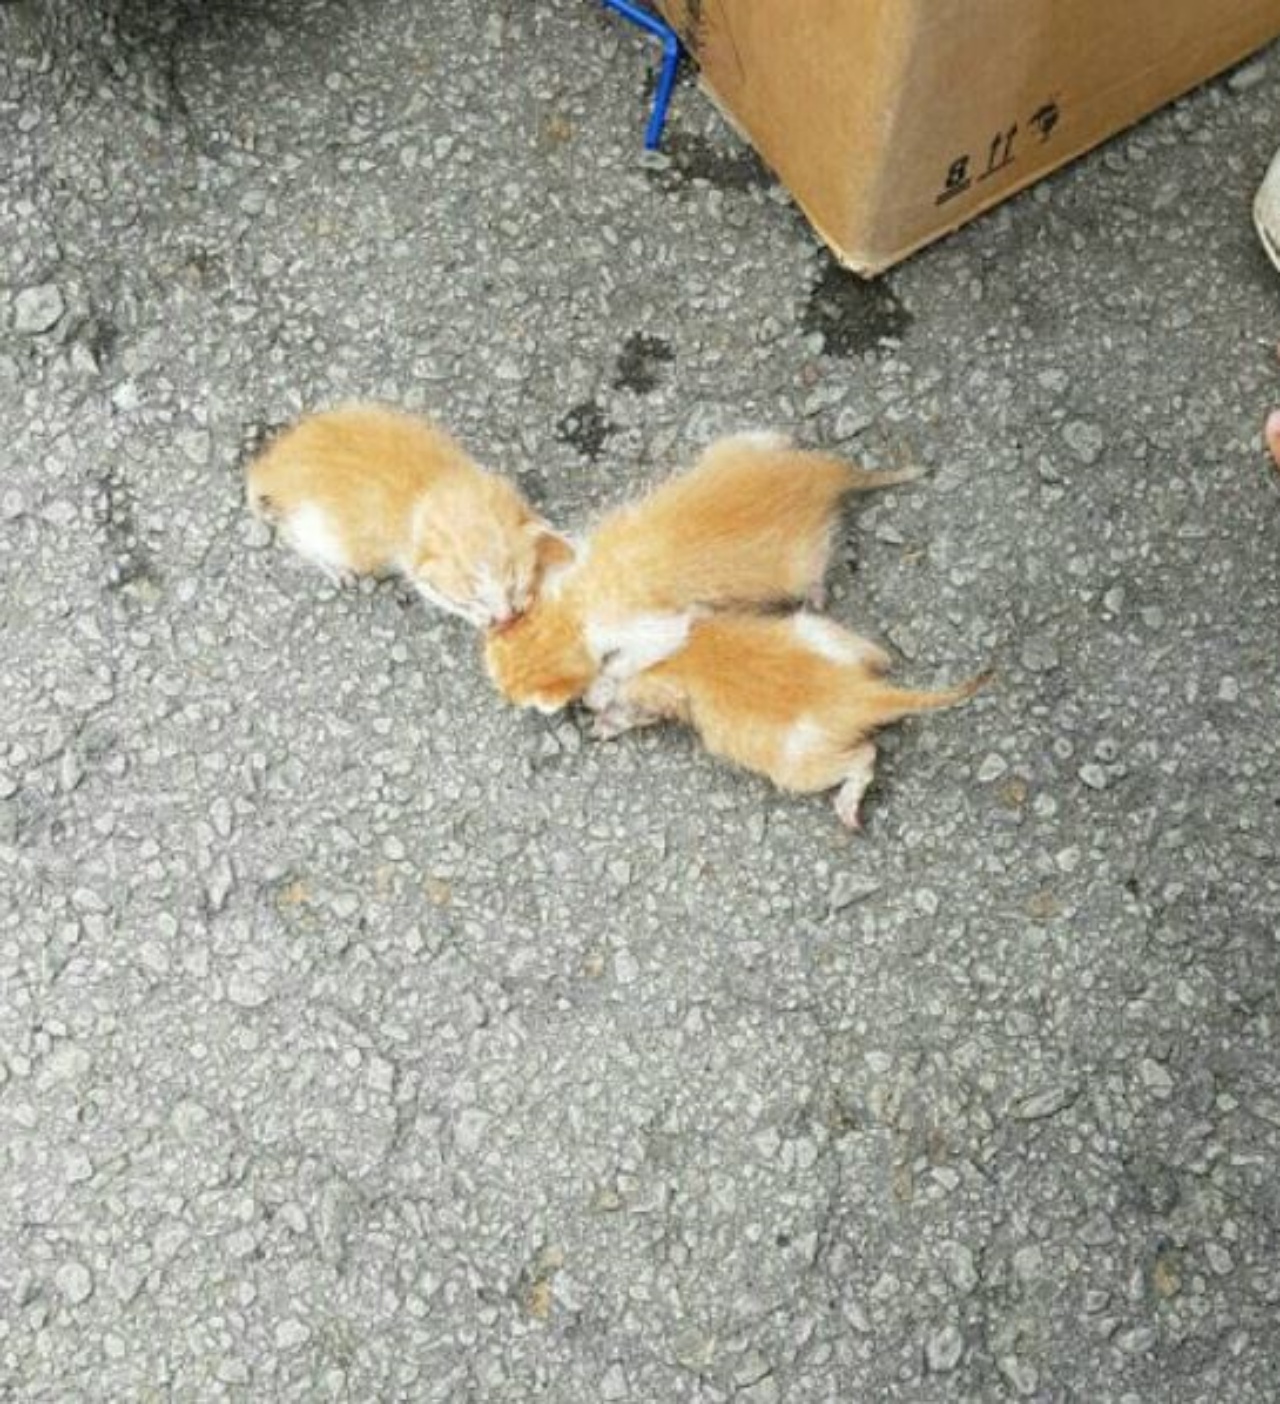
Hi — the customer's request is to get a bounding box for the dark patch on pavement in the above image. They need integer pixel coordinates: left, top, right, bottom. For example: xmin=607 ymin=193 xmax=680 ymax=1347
xmin=803 ymin=254 xmax=913 ymax=357
xmin=613 ymin=332 xmax=674 ymax=394
xmin=556 ymin=400 xmax=615 ymax=461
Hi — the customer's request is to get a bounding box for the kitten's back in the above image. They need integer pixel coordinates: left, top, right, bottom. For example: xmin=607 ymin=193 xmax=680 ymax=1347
xmin=586 ymin=436 xmax=916 ymax=608
xmin=246 ymin=403 xmax=483 ymax=574
xmin=247 ymin=404 xmax=476 ymax=517
xmin=655 ymin=614 xmax=984 ymax=737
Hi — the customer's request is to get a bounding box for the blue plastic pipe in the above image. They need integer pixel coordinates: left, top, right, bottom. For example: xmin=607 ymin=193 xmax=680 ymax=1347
xmin=600 ymin=0 xmax=683 ymax=150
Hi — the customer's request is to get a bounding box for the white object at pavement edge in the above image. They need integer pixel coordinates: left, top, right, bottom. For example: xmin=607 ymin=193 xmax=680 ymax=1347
xmin=1254 ymin=147 xmax=1280 ymax=272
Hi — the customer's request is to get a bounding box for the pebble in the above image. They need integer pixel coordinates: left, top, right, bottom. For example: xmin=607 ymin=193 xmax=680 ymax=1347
xmin=215 ymin=1357 xmax=250 ymax=1385
xmin=1 ymin=489 xmax=24 ymax=521
xmin=835 ymin=406 xmax=874 ymax=439
xmin=1063 ymin=420 xmax=1104 ymax=465
xmin=977 ymin=753 xmax=1008 ymax=783
xmin=998 ymin=1355 xmax=1039 ymax=1396
xmin=108 ymin=1260 xmax=146 ymax=1306
xmin=1012 ymin=1085 xmax=1075 ymax=1121
xmin=226 ymin=970 xmax=270 ymax=1009
xmin=206 ymin=857 xmax=234 ymax=911
xmin=925 ymin=1323 xmax=964 ymax=1373
xmin=1019 ymin=635 xmax=1060 ymax=673
xmin=828 ymin=871 xmax=881 ymax=911
xmin=244 ymin=518 xmax=273 ymax=549
xmin=1217 ymin=677 xmax=1239 ymax=703
xmin=1206 ymin=1243 xmax=1234 ymax=1276
xmin=176 ymin=429 xmax=212 ymax=465
xmin=64 ymin=1149 xmax=94 ymax=1184
xmin=1078 ymin=763 xmax=1109 ymax=791
xmin=1116 ymin=1324 xmax=1156 ymax=1355
xmin=1013 ymin=1245 xmax=1043 ymax=1281
xmin=455 ymin=1108 xmax=491 ymax=1154
xmin=944 ymin=1243 xmax=979 ymax=1295
xmin=275 ymin=1318 xmax=312 ymax=1350
xmin=1139 ymin=1058 xmax=1174 ymax=1098
xmin=600 ymin=1362 xmax=629 ymax=1401
xmin=739 ymin=1376 xmax=780 ymax=1404
xmin=71 ymin=886 xmax=108 ymax=913
xmin=59 ymin=751 xmax=83 ymax=793
xmin=14 ymin=282 xmax=65 ymax=335
xmin=1228 ymin=57 xmax=1269 ymax=91
xmin=55 ymin=1261 xmax=94 ymax=1305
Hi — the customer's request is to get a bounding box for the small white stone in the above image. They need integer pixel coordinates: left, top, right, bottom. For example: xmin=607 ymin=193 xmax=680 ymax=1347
xmin=998 ymin=1354 xmax=1040 ymax=1396
xmin=976 ymin=753 xmax=1008 ymax=783
xmin=1063 ymin=419 xmax=1104 ymax=465
xmin=55 ymin=1260 xmax=93 ymax=1305
xmin=276 ymin=1318 xmax=311 ymax=1350
xmin=455 ymin=1108 xmax=491 ymax=1154
xmin=226 ymin=970 xmax=270 ymax=1009
xmin=1206 ymin=1243 xmax=1234 ymax=1276
xmin=1139 ymin=1058 xmax=1173 ymax=1099
xmin=600 ymin=1362 xmax=628 ymax=1401
xmin=925 ymin=1323 xmax=964 ymax=1373
xmin=944 ymin=1243 xmax=978 ymax=1294
xmin=14 ymin=283 xmax=65 ymax=335
xmin=64 ymin=1150 xmax=94 ymax=1184
xmin=215 ymin=1356 xmax=250 ymax=1385
xmin=176 ymin=429 xmax=211 ymax=465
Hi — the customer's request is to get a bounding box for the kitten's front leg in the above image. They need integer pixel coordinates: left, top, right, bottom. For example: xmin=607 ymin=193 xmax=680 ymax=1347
xmin=590 ymin=701 xmax=661 ymax=742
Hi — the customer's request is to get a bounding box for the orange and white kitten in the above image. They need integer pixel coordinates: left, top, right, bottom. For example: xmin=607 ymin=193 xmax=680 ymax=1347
xmin=585 ymin=612 xmax=988 ymax=828
xmin=484 ymin=431 xmax=918 ymax=710
xmin=246 ymin=403 xmax=563 ymax=627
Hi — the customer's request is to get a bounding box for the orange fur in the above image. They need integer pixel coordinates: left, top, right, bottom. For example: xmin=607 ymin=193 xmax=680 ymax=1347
xmin=484 ymin=432 xmax=918 ymax=709
xmin=246 ymin=403 xmax=559 ymax=626
xmin=590 ymin=612 xmax=989 ymax=827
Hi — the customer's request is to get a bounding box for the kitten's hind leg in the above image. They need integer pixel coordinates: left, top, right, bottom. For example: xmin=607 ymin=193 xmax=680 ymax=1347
xmin=833 ymin=742 xmax=877 ymax=830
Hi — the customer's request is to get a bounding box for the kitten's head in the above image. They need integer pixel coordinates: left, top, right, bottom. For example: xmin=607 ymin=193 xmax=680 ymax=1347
xmin=410 ymin=475 xmax=570 ymax=628
xmin=484 ymin=596 xmax=598 ymax=713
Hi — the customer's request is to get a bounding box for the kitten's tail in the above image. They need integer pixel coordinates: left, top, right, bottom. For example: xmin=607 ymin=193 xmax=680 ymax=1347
xmin=821 ymin=455 xmax=924 ymax=494
xmin=854 ymin=669 xmax=993 ymax=729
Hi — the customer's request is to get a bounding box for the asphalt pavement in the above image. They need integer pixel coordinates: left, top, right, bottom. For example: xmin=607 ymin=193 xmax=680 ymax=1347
xmin=2 ymin=2 xmax=1279 ymax=1399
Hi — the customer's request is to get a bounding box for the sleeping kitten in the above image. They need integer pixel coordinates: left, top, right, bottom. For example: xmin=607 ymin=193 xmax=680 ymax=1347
xmin=484 ymin=430 xmax=918 ymax=710
xmin=245 ymin=403 xmax=564 ymax=627
xmin=585 ymin=612 xmax=988 ymax=828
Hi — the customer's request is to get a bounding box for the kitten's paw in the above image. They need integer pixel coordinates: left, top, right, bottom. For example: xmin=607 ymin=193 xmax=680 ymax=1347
xmin=591 ymin=709 xmax=627 ymax=742
xmin=834 ymin=743 xmax=877 ymax=830
xmin=833 ymin=785 xmax=864 ymax=830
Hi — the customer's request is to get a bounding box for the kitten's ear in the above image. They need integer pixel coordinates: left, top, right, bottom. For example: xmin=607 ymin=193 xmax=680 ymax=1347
xmin=528 ymin=524 xmax=575 ymax=575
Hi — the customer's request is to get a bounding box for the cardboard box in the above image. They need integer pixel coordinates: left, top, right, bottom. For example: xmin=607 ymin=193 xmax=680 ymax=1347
xmin=657 ymin=0 xmax=1280 ymax=275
